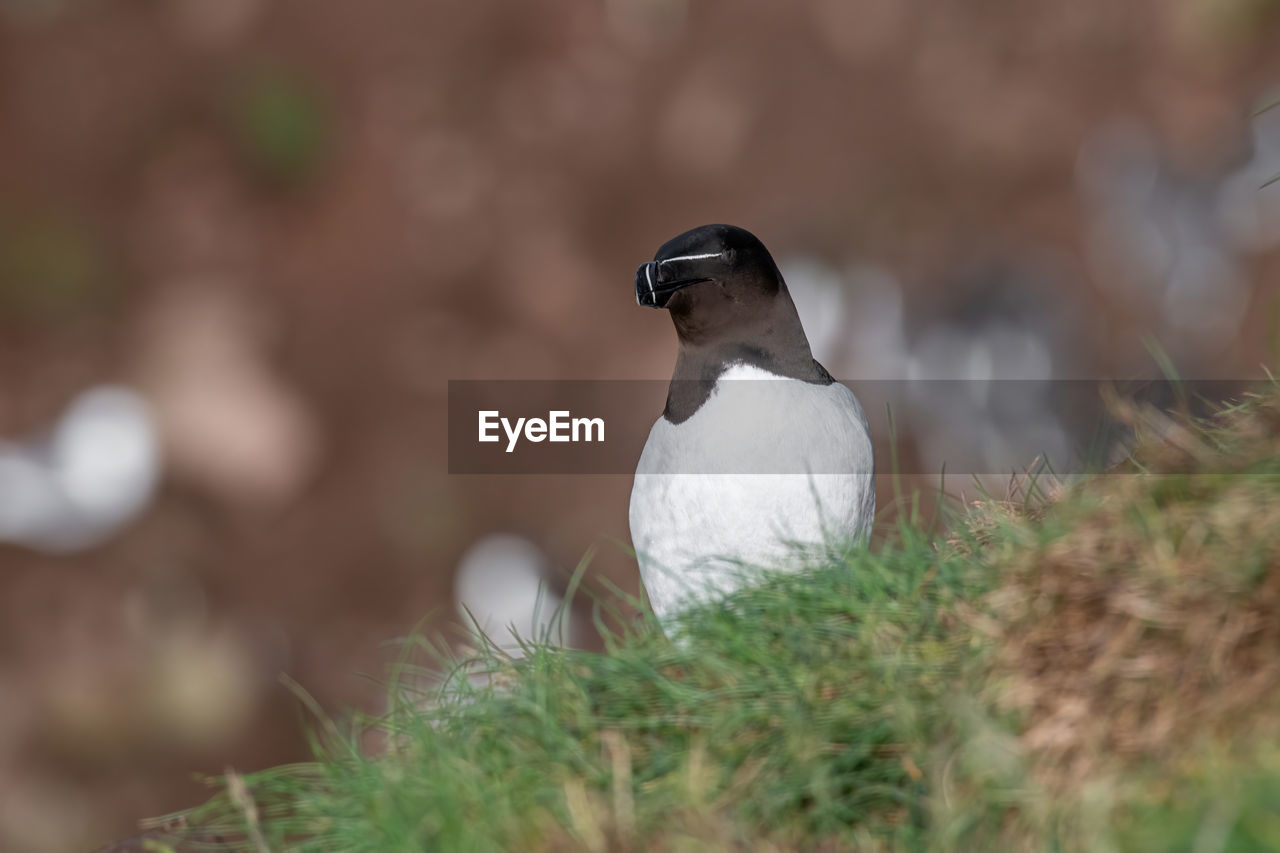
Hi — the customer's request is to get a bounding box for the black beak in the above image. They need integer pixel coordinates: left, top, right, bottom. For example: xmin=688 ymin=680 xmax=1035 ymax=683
xmin=634 ymin=262 xmax=711 ymax=309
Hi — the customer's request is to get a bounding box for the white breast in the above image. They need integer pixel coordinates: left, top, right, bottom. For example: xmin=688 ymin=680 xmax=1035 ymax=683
xmin=629 ymin=364 xmax=875 ymax=629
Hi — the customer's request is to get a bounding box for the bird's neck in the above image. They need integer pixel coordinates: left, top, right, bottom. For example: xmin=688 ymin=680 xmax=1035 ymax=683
xmin=664 ymin=291 xmax=832 ymax=423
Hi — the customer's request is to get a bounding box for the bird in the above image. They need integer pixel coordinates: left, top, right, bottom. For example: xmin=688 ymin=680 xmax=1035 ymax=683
xmin=628 ymin=224 xmax=876 ymax=632
xmin=454 ymin=533 xmax=569 ymax=653
xmin=0 ymin=385 xmax=159 ymax=552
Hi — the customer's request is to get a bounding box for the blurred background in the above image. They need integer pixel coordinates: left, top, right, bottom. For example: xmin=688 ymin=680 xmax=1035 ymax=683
xmin=1 ymin=1 xmax=1280 ymax=850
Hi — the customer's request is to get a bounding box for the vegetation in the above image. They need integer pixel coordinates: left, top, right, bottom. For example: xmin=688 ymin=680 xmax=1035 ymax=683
xmin=153 ymin=384 xmax=1280 ymax=851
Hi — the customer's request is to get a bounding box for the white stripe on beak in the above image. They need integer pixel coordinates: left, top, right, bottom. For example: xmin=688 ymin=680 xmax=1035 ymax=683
xmin=659 ymin=252 xmax=722 ymax=266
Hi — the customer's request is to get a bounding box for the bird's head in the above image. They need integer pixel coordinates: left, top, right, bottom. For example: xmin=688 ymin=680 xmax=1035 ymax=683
xmin=635 ymin=224 xmax=786 ymax=340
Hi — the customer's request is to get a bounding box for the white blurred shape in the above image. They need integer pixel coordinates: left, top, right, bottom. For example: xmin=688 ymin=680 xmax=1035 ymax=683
xmin=1256 ymin=94 xmax=1280 ymax=150
xmin=454 ymin=534 xmax=566 ymax=653
xmin=905 ymin=328 xmax=990 ymax=429
xmin=1216 ymin=166 xmax=1280 ymax=252
xmin=841 ymin=265 xmax=909 ymax=379
xmin=779 ymin=256 xmax=847 ymax=366
xmin=1075 ymin=119 xmax=1160 ymax=210
xmin=1076 ymin=105 xmax=1280 ymax=358
xmin=0 ymin=449 xmax=63 ymax=543
xmin=1160 ymin=245 xmax=1248 ymax=345
xmin=1216 ymin=100 xmax=1280 ymax=252
xmin=0 ymin=385 xmax=160 ymax=552
xmin=981 ymin=418 xmax=1070 ymax=476
xmin=983 ymin=326 xmax=1053 ymax=381
xmin=1085 ymin=208 xmax=1172 ymax=302
xmin=904 ymin=310 xmax=1065 ymax=482
xmin=906 ymin=327 xmax=978 ymax=381
xmin=966 ymin=340 xmax=993 ymax=383
xmin=905 ymin=324 xmax=1052 ymax=416
xmin=52 ymin=388 xmax=159 ymax=525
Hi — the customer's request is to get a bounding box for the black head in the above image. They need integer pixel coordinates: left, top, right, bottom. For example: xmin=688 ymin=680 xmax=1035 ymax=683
xmin=635 ymin=224 xmax=782 ymax=312
xmin=636 ymin=225 xmax=830 ymax=421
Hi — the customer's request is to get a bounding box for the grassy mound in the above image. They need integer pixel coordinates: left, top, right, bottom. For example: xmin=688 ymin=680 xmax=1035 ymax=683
xmin=155 ymin=387 xmax=1280 ymax=851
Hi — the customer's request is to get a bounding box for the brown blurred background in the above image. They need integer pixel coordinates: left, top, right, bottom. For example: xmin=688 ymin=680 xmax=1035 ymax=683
xmin=2 ymin=1 xmax=1280 ymax=850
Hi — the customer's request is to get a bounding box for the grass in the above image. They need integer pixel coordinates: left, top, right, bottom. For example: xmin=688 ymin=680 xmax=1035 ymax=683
xmin=151 ymin=384 xmax=1280 ymax=851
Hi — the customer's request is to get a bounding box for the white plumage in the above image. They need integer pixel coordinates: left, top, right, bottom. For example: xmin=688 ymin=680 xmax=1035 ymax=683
xmin=629 ymin=363 xmax=875 ymax=627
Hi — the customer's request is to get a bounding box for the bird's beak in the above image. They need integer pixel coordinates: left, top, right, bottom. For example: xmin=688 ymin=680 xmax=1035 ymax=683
xmin=634 ymin=262 xmax=711 ymax=309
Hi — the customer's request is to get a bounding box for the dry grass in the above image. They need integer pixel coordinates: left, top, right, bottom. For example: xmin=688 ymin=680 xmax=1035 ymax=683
xmin=969 ymin=389 xmax=1280 ymax=798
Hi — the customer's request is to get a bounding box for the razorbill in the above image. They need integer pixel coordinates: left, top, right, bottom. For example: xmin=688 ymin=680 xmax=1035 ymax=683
xmin=629 ymin=224 xmax=876 ymax=630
